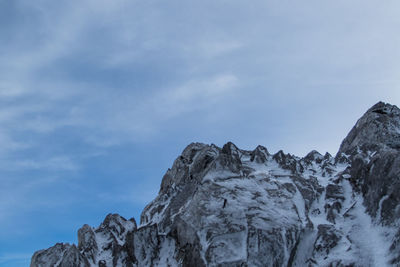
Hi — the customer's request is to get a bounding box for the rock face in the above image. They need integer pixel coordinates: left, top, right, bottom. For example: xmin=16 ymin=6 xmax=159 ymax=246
xmin=31 ymin=102 xmax=400 ymax=267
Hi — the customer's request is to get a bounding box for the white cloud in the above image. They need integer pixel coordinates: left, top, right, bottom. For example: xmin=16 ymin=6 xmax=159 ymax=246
xmin=0 ymin=81 xmax=28 ymax=98
xmin=0 ymin=132 xmax=28 ymax=153
xmin=166 ymin=74 xmax=238 ymax=104
xmin=12 ymin=156 xmax=79 ymax=171
xmin=0 ymin=0 xmax=399 ymax=156
xmin=203 ymin=41 xmax=243 ymax=57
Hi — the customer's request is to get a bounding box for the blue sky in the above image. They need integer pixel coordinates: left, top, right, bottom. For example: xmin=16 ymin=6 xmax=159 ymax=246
xmin=1 ymin=0 xmax=400 ymax=265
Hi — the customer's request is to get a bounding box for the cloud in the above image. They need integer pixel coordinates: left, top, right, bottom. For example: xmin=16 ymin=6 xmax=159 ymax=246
xmin=0 ymin=132 xmax=28 ymax=152
xmin=0 ymin=0 xmax=399 ymax=160
xmin=0 ymin=0 xmax=246 ymax=150
xmin=10 ymin=157 xmax=78 ymax=171
xmin=153 ymin=74 xmax=239 ymax=117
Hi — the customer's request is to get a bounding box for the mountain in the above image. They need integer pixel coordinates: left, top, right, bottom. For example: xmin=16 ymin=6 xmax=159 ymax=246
xmin=31 ymin=101 xmax=400 ymax=267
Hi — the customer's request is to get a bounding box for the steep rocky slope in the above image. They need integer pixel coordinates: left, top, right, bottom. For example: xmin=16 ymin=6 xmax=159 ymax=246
xmin=31 ymin=102 xmax=400 ymax=267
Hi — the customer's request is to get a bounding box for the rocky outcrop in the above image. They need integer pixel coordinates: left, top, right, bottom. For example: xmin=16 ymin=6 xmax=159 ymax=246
xmin=31 ymin=214 xmax=137 ymax=267
xmin=30 ymin=243 xmax=89 ymax=267
xmin=335 ymin=102 xmax=400 ymax=265
xmin=338 ymin=101 xmax=400 ymax=155
xmin=31 ymin=102 xmax=400 ymax=267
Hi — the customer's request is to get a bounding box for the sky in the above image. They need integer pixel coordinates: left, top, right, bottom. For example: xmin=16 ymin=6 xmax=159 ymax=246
xmin=1 ymin=0 xmax=400 ymax=265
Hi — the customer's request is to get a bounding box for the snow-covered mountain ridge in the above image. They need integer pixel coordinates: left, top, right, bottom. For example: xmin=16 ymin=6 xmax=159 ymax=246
xmin=31 ymin=102 xmax=400 ymax=267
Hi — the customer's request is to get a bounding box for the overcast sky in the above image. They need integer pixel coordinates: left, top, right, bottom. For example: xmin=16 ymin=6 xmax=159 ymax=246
xmin=1 ymin=0 xmax=400 ymax=265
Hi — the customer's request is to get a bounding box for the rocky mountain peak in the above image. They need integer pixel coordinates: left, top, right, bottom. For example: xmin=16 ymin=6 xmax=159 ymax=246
xmin=216 ymin=141 xmax=242 ymax=173
xmin=159 ymin=142 xmax=219 ymax=193
xmin=250 ymin=145 xmax=269 ymax=163
xmin=31 ymin=102 xmax=400 ymax=267
xmin=323 ymin=152 xmax=333 ymax=160
xmin=369 ymin=101 xmax=400 ymax=115
xmin=338 ymin=101 xmax=400 ymax=156
xmin=304 ymin=150 xmax=324 ymax=163
xmin=99 ymin=213 xmax=137 ymax=236
xmin=221 ymin=141 xmax=239 ymax=155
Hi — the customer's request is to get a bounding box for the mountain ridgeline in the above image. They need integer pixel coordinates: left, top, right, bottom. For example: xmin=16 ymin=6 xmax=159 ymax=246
xmin=31 ymin=102 xmax=400 ymax=267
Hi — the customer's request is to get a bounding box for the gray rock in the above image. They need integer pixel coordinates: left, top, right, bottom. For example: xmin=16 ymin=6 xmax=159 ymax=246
xmin=304 ymin=150 xmax=324 ymax=164
xmin=325 ymin=184 xmax=344 ymax=201
xmin=338 ymin=102 xmax=400 ymax=156
xmin=30 ymin=243 xmax=89 ymax=267
xmin=313 ymin=224 xmax=341 ymax=255
xmin=77 ymin=224 xmax=97 ymax=264
xmin=250 ymin=145 xmax=269 ymax=164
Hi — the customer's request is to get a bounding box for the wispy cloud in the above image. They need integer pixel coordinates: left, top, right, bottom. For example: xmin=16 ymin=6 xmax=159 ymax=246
xmin=9 ymin=157 xmax=78 ymax=171
xmin=150 ymin=74 xmax=239 ymax=117
xmin=0 ymin=0 xmax=399 ymax=164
